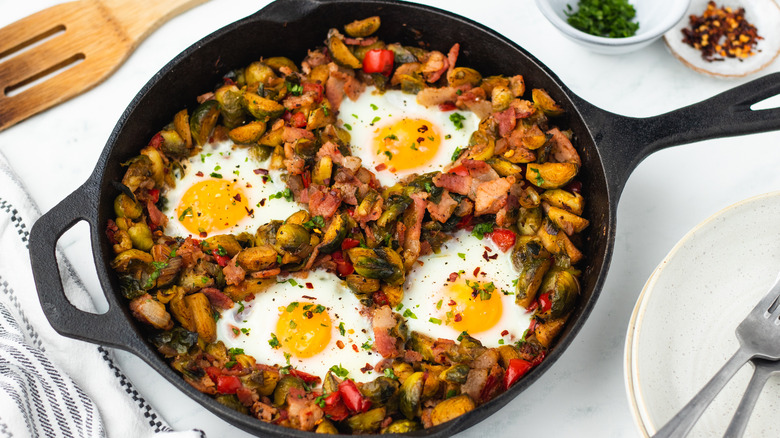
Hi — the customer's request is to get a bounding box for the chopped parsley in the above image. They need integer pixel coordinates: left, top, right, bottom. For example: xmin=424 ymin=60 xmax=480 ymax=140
xmin=228 ymin=347 xmax=245 ymax=357
xmin=210 ymin=172 xmax=222 ymax=179
xmin=315 ymin=394 xmax=326 ymax=408
xmin=449 ymin=113 xmax=466 ymax=130
xmin=269 ymin=188 xmax=293 ymax=202
xmin=384 ymin=134 xmax=398 ymax=141
xmin=361 ymin=341 xmax=373 ymax=351
xmin=178 ymin=206 xmax=193 ymax=221
xmin=436 ymin=300 xmax=443 ymax=310
xmin=338 ymin=322 xmax=346 ymax=336
xmin=451 ymin=146 xmax=463 ymax=161
xmin=240 ymin=327 xmax=251 ymax=335
xmin=344 ymin=123 xmax=352 ymax=131
xmin=303 ymin=215 xmax=325 ymax=230
xmin=370 ymin=103 xmax=379 ymax=111
xmin=383 ymin=368 xmax=397 ymax=379
xmin=232 ymin=327 xmax=240 ymax=335
xmin=143 ymin=261 xmax=168 ymax=289
xmin=383 ymin=150 xmax=393 ymax=160
xmin=429 ymin=317 xmax=442 ymax=325
xmin=402 ymin=309 xmax=417 ymax=320
xmin=457 ymin=252 xmax=466 ymax=260
xmin=268 ymin=333 xmax=281 ymax=349
xmin=286 ymin=81 xmax=303 ymax=95
xmin=371 ymin=116 xmax=381 ymax=124
xmin=216 ymin=245 xmax=227 ymax=256
xmin=457 ymin=331 xmax=469 ymax=342
xmin=530 ymin=167 xmax=545 ymax=186
xmin=330 ymin=364 xmax=349 ymax=379
xmin=471 ymin=222 xmax=494 ymax=240
xmin=286 ymin=302 xmax=299 ymax=312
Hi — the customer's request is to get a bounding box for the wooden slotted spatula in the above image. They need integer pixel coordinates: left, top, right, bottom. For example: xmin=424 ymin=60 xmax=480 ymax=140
xmin=0 ymin=0 xmax=208 ymax=132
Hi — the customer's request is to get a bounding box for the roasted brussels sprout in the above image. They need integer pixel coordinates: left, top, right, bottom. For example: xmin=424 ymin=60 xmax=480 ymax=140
xmin=312 ymin=156 xmax=333 ymax=185
xmin=540 ymin=189 xmax=585 ymax=215
xmin=173 ymin=109 xmax=192 ymax=148
xmin=517 ymin=207 xmax=543 ymax=236
xmin=223 ymin=278 xmax=273 ymax=301
xmin=513 ymin=236 xmax=552 ymax=308
xmin=111 ymin=249 xmax=153 ymax=273
xmin=265 ymin=56 xmax=299 ymax=74
xmin=491 ymin=85 xmax=513 ymax=112
xmin=376 ymin=195 xmax=411 ymax=228
xmin=318 ymin=212 xmax=348 ymax=254
xmin=241 ymin=368 xmax=279 ymax=396
xmin=190 ymin=100 xmax=220 ymax=146
xmin=545 ymin=205 xmax=589 ymax=236
xmin=126 ymin=222 xmax=152 ymax=251
xmin=347 ymin=247 xmax=405 ymax=285
xmin=346 ymin=407 xmax=386 ymax=434
xmin=216 ymin=394 xmax=249 ymax=414
xmin=535 ymin=316 xmax=568 ymax=348
xmin=447 ymin=67 xmax=482 ymax=88
xmin=236 ymin=245 xmax=277 ymax=271
xmin=532 ymin=88 xmax=564 ymax=116
xmin=535 ymin=268 xmax=579 ymax=320
xmin=344 ymin=16 xmax=381 ymax=37
xmin=526 ymin=163 xmax=578 ymax=189
xmin=228 ymin=121 xmax=266 ymax=144
xmin=315 ymin=419 xmax=339 ymax=434
xmin=152 ymin=327 xmax=198 ymax=357
xmin=245 ymin=61 xmax=276 ymax=85
xmin=346 ymin=274 xmax=381 ymax=294
xmin=399 ymin=371 xmax=424 ymax=419
xmin=381 ymin=419 xmax=421 ymax=433
xmin=408 ymin=331 xmax=436 ymax=362
xmin=440 ymin=364 xmax=470 ymax=384
xmin=204 ymin=234 xmax=242 ymax=258
xmin=274 ymin=224 xmax=312 ymax=258
xmin=121 ymin=155 xmax=154 ymax=193
xmin=273 ymin=375 xmax=305 ymax=406
xmin=243 ymin=92 xmax=285 ymax=121
xmin=113 ymin=193 xmax=142 ymax=219
xmin=328 ymin=36 xmax=362 ymax=69
xmin=159 ymin=129 xmax=189 ymax=158
xmin=430 ymin=394 xmax=476 ymax=426
xmin=215 ymin=84 xmax=246 ymax=128
xmin=360 ymin=376 xmax=399 ymax=404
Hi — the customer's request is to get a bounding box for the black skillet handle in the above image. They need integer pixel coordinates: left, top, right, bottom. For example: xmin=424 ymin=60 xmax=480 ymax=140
xmin=573 ymin=72 xmax=780 ymax=197
xmin=29 ymin=180 xmax=145 ymax=354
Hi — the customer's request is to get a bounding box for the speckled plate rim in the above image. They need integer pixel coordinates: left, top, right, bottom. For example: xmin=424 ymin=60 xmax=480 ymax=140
xmin=623 ymin=190 xmax=780 ymax=437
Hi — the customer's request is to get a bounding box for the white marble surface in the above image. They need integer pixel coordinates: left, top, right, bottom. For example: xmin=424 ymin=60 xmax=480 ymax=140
xmin=2 ymin=0 xmax=779 ymax=437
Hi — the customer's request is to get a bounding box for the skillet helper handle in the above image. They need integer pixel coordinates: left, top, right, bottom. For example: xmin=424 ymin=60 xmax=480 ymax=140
xmin=578 ymin=72 xmax=780 ymax=196
xmin=652 ymin=348 xmax=752 ymax=438
xmin=29 ymin=182 xmax=143 ymax=353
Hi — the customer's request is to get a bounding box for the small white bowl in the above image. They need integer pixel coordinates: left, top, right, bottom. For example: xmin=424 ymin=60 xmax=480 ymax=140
xmin=535 ymin=0 xmax=691 ymax=55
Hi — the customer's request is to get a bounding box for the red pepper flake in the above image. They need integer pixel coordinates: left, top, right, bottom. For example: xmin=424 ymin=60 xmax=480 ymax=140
xmin=482 ymin=251 xmax=490 ymax=262
xmin=245 ymin=207 xmax=254 ymax=218
xmin=448 ymin=299 xmax=456 ymax=306
xmin=261 ymin=176 xmax=269 ymax=184
xmin=352 ymin=344 xmax=359 ymax=353
xmin=337 ymin=340 xmax=345 ymax=349
xmin=305 ymin=282 xmax=313 ymax=289
xmin=260 ymin=199 xmax=266 ymax=207
xmin=246 ymin=183 xmax=252 ymax=188
xmin=389 ymin=167 xmax=396 ymax=173
xmin=484 ymin=246 xmax=493 ymax=252
xmin=473 ymin=267 xmax=480 ymax=277
xmin=501 ymin=330 xmax=509 ymax=337
xmin=448 ymin=272 xmax=459 ymax=282
xmin=233 ymin=194 xmax=242 ymax=202
xmin=199 ymin=231 xmax=208 ymax=238
xmin=302 ymin=295 xmax=316 ymax=300
xmin=195 ymin=171 xmax=204 ymax=177
xmin=417 ymin=124 xmax=429 ymax=133
xmin=682 ymin=1 xmax=762 ymax=62
xmin=417 ymin=137 xmax=425 ymax=143
xmin=375 ymin=163 xmax=387 ymax=171
xmin=360 ymin=363 xmax=373 ymax=374
xmin=254 ymin=168 xmax=269 ymax=175
xmin=489 ymin=253 xmax=498 ymax=260
xmin=454 ymin=313 xmax=462 ymax=322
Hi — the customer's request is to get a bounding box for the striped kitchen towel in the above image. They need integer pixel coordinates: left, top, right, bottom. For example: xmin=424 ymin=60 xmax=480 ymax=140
xmin=0 ymin=152 xmax=205 ymax=438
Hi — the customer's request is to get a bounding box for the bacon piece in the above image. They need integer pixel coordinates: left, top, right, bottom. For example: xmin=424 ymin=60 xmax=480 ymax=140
xmin=287 ymin=389 xmax=323 ymax=431
xmin=457 ymin=87 xmax=492 ymax=119
xmin=510 ymin=99 xmax=535 ymax=119
xmin=236 ymin=386 xmax=258 ymax=407
xmin=201 ymin=287 xmax=234 ymax=310
xmin=308 ymin=187 xmax=342 ymax=219
xmin=343 ymin=36 xmax=378 ymax=46
xmin=390 ymin=62 xmax=421 ymax=86
xmin=146 ymin=201 xmax=167 ymax=229
xmin=403 ymin=192 xmax=428 ymax=265
xmin=282 ymin=126 xmax=315 ymax=143
xmin=130 ymin=294 xmax=173 ymax=330
xmin=222 ymin=256 xmax=246 ymax=286
xmin=316 ymin=141 xmax=345 ymax=165
xmin=433 ymin=172 xmax=471 ymax=196
xmin=494 ymin=107 xmax=517 ymax=138
xmin=283 ymin=94 xmax=315 ymax=111
xmin=461 ymin=368 xmax=488 ymax=402
xmin=446 ymin=43 xmax=460 ymax=77
xmin=302 ymin=48 xmax=330 ymax=71
xmin=475 ymin=178 xmax=511 ymax=216
xmin=547 ymin=127 xmax=581 ymax=166
xmin=177 ymin=237 xmax=206 ymax=268
xmin=250 ymin=268 xmax=282 ymax=279
xmin=404 ymin=350 xmax=423 ymax=363
xmin=252 ymin=401 xmax=278 ymax=422
xmin=416 ymin=87 xmax=459 ymax=107
xmin=185 ymin=374 xmax=217 ymax=395
xmin=372 ymin=305 xmax=401 ymax=358
xmin=421 ymin=51 xmax=449 ymax=83
xmin=426 ymin=190 xmax=458 ymax=223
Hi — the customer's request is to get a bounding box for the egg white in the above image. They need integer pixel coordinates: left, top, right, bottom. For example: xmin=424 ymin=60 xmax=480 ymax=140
xmin=338 ymin=86 xmax=481 ymax=187
xmin=399 ymin=229 xmax=531 ymax=347
xmin=162 ymin=140 xmax=300 ymax=237
xmin=216 ymin=271 xmax=383 ymax=383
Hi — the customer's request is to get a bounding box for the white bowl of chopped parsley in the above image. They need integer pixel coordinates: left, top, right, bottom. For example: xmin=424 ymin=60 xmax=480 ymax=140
xmin=536 ymin=0 xmax=690 ymax=54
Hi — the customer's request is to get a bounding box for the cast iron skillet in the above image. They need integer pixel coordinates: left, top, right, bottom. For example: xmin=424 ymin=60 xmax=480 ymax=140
xmin=28 ymin=0 xmax=780 ymax=436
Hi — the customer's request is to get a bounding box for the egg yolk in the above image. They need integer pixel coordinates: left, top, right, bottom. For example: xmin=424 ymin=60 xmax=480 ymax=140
xmin=276 ymin=302 xmax=332 ymax=358
xmin=441 ymin=280 xmax=503 ymax=334
xmin=374 ymin=118 xmax=441 ymax=172
xmin=176 ymin=179 xmax=248 ymax=235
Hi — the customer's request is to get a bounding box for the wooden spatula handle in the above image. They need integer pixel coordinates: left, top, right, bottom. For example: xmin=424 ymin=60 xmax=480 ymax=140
xmin=101 ymin=0 xmax=210 ymax=45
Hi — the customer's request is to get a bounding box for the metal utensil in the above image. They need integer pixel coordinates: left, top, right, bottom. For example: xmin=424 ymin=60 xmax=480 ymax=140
xmin=653 ymin=275 xmax=780 ymax=438
xmin=0 ymin=0 xmax=207 ymax=132
xmin=723 ymin=359 xmax=780 ymax=437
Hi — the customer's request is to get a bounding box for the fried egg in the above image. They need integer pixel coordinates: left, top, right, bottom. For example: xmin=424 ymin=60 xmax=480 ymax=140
xmin=399 ymin=230 xmax=531 ymax=347
xmin=163 ymin=140 xmax=300 ymax=238
xmin=338 ymin=86 xmax=480 ymax=187
xmin=216 ymin=271 xmax=383 ymax=383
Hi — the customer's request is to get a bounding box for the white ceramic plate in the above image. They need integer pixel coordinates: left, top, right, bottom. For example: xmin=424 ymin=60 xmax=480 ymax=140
xmin=663 ymin=0 xmax=780 ymax=78
xmin=625 ymin=191 xmax=780 ymax=437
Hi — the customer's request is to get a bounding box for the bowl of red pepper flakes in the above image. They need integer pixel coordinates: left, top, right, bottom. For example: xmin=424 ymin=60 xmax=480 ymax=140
xmin=664 ymin=0 xmax=780 ymax=77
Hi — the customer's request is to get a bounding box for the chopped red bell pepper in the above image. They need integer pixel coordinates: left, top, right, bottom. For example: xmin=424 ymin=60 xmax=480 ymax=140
xmin=205 ymin=366 xmax=221 ymax=382
xmin=290 ymin=111 xmax=307 ymax=128
xmin=438 ymin=102 xmax=457 ymax=111
xmin=301 ymin=171 xmax=311 ymax=189
xmin=362 ymin=49 xmax=394 ymax=76
xmin=289 ymin=368 xmax=321 ymax=385
xmin=303 ymin=82 xmax=324 ymax=103
xmin=148 ymin=188 xmax=160 ymax=204
xmin=338 ymin=379 xmax=371 ymax=413
xmin=211 ymin=249 xmax=230 ymax=267
xmin=341 ymin=238 xmax=360 ymax=251
xmin=216 ymin=375 xmax=242 ymax=394
xmin=488 ymin=228 xmax=516 ymax=252
xmin=148 ymin=132 xmax=164 ymax=149
xmin=322 ymin=391 xmax=350 ymax=421
xmin=448 ymin=165 xmax=469 ymax=176
xmin=537 ymin=292 xmax=552 ymax=313
xmin=503 ymin=358 xmax=533 ymax=390
xmin=332 ymin=251 xmax=355 ymax=276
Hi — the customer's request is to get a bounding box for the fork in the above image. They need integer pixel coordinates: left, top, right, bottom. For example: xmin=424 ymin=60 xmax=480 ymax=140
xmin=652 ymin=273 xmax=780 ymax=438
xmin=0 ymin=0 xmax=208 ymax=132
xmin=722 ymin=358 xmax=780 ymax=437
